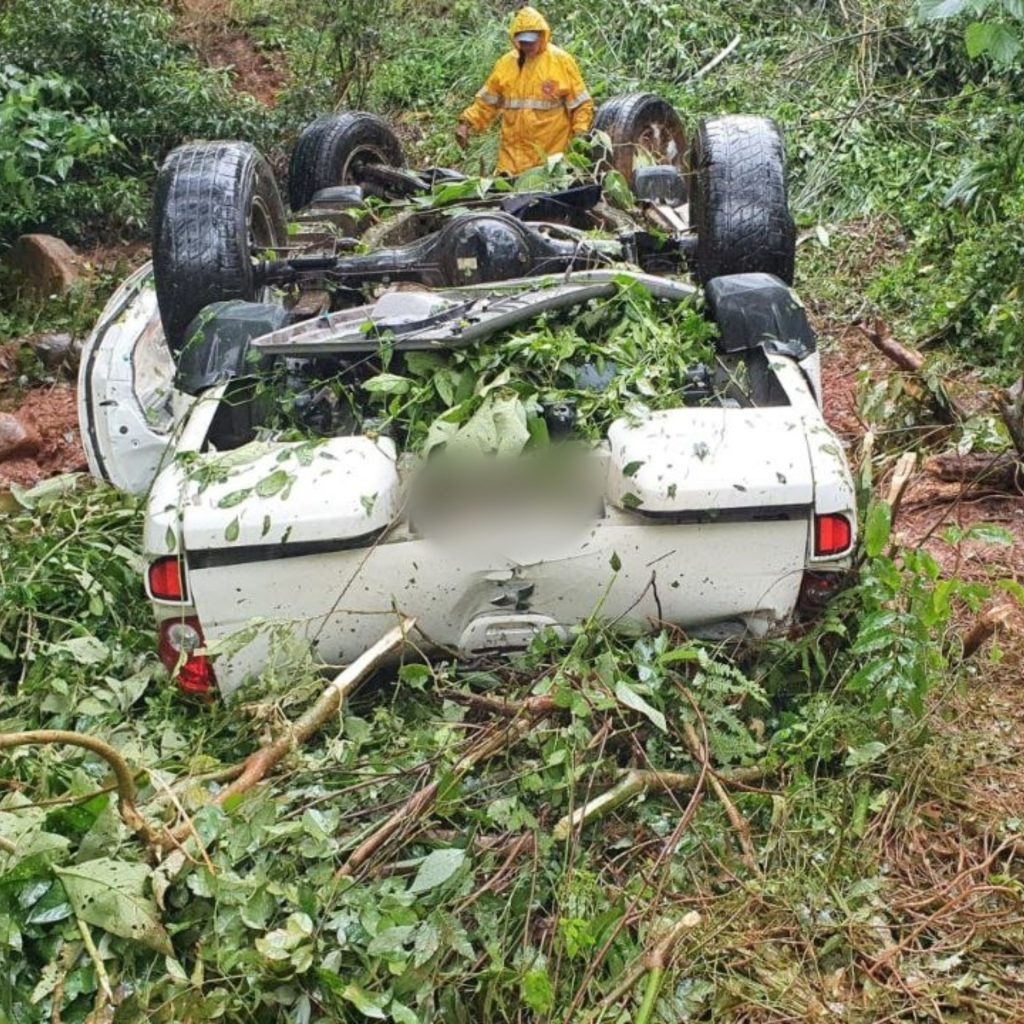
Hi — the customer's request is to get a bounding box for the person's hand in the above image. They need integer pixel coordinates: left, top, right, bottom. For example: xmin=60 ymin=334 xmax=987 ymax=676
xmin=455 ymin=123 xmax=470 ymax=150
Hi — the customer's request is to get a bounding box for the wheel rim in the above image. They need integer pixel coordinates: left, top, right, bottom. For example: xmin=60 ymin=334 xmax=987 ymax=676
xmin=635 ymin=118 xmax=685 ymax=168
xmin=340 ymin=143 xmax=392 ymax=184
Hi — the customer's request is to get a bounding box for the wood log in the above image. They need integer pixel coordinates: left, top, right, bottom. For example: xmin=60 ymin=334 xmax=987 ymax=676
xmin=1000 ymin=376 xmax=1024 ymax=458
xmin=924 ymin=452 xmax=1023 ymax=491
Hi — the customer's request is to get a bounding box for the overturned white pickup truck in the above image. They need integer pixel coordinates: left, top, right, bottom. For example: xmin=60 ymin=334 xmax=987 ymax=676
xmin=79 ymin=101 xmax=856 ymax=697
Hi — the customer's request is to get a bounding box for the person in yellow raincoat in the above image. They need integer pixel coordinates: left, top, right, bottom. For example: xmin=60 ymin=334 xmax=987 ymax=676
xmin=456 ymin=6 xmax=594 ymax=176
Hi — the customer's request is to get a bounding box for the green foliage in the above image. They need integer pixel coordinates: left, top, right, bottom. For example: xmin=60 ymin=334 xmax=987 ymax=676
xmin=766 ymin=503 xmax=1001 ymax=768
xmin=0 ymin=66 xmax=118 ymax=241
xmin=3 ymin=470 xmax=1014 ymax=1022
xmin=920 ymin=0 xmax=1024 ymax=63
xmin=266 ymin=282 xmax=717 ymax=455
xmin=0 ymin=0 xmax=272 ymax=242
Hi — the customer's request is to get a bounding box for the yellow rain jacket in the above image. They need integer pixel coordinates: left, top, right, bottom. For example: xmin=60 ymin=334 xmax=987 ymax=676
xmin=459 ymin=7 xmax=594 ymax=176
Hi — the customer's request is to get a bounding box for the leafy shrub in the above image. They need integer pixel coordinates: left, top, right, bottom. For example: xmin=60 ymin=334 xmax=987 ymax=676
xmin=0 ymin=66 xmax=118 ymax=241
xmin=0 ymin=0 xmax=274 ymax=242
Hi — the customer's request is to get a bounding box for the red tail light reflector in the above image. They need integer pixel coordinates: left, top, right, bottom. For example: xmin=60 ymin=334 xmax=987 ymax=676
xmin=148 ymin=557 xmax=187 ymax=602
xmin=158 ymin=617 xmax=214 ymax=696
xmin=814 ymin=513 xmax=853 ymax=557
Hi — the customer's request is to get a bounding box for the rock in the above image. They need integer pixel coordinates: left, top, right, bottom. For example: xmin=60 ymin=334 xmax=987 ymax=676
xmin=8 ymin=234 xmax=84 ymax=298
xmin=0 ymin=413 xmax=42 ymax=461
xmin=32 ymin=332 xmax=75 ymax=370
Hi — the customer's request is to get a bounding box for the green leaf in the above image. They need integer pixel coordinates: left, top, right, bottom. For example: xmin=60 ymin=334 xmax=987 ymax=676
xmin=367 ymin=925 xmax=415 ymax=956
xmin=614 ymin=680 xmax=667 ymax=732
xmin=448 ymin=392 xmax=530 ymax=456
xmin=622 ymin=460 xmax=644 ymax=477
xmin=399 ymin=663 xmax=432 ymax=689
xmin=964 ymin=523 xmax=1013 ymax=546
xmin=609 ymin=551 xmax=622 ymax=572
xmin=863 ymin=502 xmax=891 ymax=558
xmin=217 ymin=488 xmax=251 ymax=508
xmin=405 ymin=351 xmax=445 ymax=378
xmin=521 ymin=967 xmax=554 ymax=1014
xmin=965 ymin=20 xmax=1021 ymax=61
xmin=602 ymin=170 xmax=635 ymax=210
xmin=255 ymin=469 xmax=290 ymax=498
xmin=48 ymin=635 xmax=108 ymax=665
xmin=224 ymin=517 xmax=240 ymax=543
xmin=363 ymin=372 xmax=412 ymax=396
xmin=919 ymin=0 xmax=972 ymax=19
xmin=408 ymin=848 xmax=466 ymax=894
xmin=390 ymin=1003 xmax=419 ymax=1024
xmin=341 ymin=983 xmax=388 ymax=1019
xmin=55 ymin=858 xmax=172 ymax=954
xmin=845 ymin=741 xmax=888 ymax=768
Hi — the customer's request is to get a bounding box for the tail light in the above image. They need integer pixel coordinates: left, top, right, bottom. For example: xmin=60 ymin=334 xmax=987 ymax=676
xmin=798 ymin=571 xmax=846 ymax=613
xmin=148 ymin=557 xmax=188 ymax=602
xmin=158 ymin=617 xmax=214 ymax=696
xmin=814 ymin=513 xmax=853 ymax=557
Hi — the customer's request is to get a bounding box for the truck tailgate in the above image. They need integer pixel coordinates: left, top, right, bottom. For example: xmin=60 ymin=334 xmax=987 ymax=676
xmin=157 ymin=406 xmax=819 ymax=693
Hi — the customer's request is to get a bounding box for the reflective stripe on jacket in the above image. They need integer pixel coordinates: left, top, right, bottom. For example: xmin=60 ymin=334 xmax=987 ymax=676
xmin=459 ymin=6 xmax=595 ymax=176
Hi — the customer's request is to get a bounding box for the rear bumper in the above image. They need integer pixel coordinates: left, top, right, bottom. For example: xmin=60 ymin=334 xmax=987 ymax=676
xmin=154 ymin=512 xmax=826 ymax=695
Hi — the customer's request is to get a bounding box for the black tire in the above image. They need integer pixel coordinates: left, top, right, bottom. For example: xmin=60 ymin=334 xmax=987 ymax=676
xmin=690 ymin=116 xmax=796 ymax=286
xmin=153 ymin=142 xmax=286 ymax=355
xmin=591 ymin=93 xmax=687 ymax=188
xmin=633 ymin=165 xmax=687 ymax=204
xmin=287 ymin=112 xmax=404 ymax=212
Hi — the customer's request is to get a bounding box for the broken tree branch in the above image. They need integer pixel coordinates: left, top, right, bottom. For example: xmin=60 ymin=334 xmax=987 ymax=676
xmin=683 ymin=721 xmax=759 ymax=874
xmin=859 ymin=319 xmax=967 ymax=422
xmin=211 ymin=616 xmax=415 ymax=809
xmin=958 ymin=603 xmax=1016 ymax=661
xmin=886 ymin=451 xmax=918 ymax=520
xmin=688 ymin=34 xmax=741 ymax=82
xmin=0 ymin=730 xmax=162 ymax=848
xmin=337 ymin=694 xmax=556 ymax=878
xmin=594 ymin=911 xmax=702 ymax=1020
xmin=76 ymin=917 xmax=114 ymax=1015
xmin=553 ymin=766 xmax=767 ymax=841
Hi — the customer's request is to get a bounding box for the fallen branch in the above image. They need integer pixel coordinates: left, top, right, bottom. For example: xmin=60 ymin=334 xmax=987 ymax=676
xmin=594 ymin=912 xmax=703 ymax=1024
xmin=553 ymin=766 xmax=767 ymax=841
xmin=682 ymin=721 xmax=759 ymax=874
xmin=210 ymin=616 xmax=415 ymax=809
xmin=337 ymin=694 xmax=555 ymax=878
xmin=859 ymin=319 xmax=967 ymax=422
xmin=76 ymin=917 xmax=114 ymax=1017
xmin=687 ymin=34 xmax=741 ymax=82
xmin=958 ymin=603 xmax=1016 ymax=661
xmin=0 ymin=730 xmax=162 ymax=848
xmin=886 ymin=451 xmax=918 ymax=520
xmin=924 ymin=452 xmax=1023 ymax=491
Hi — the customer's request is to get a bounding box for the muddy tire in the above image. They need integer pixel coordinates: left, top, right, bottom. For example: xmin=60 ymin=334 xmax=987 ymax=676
xmin=153 ymin=142 xmax=286 ymax=355
xmin=591 ymin=93 xmax=687 ymax=189
xmin=690 ymin=115 xmax=795 ymax=286
xmin=287 ymin=112 xmax=405 ymax=212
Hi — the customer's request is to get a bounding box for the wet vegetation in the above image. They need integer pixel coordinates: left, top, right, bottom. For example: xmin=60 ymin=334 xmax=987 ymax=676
xmin=2 ymin=0 xmax=1024 ymax=1021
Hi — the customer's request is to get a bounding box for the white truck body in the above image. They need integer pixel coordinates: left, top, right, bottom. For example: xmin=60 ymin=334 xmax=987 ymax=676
xmin=80 ymin=267 xmax=856 ymax=697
